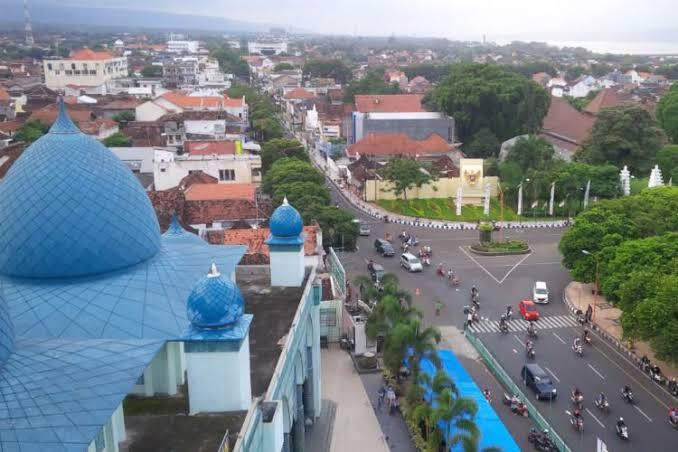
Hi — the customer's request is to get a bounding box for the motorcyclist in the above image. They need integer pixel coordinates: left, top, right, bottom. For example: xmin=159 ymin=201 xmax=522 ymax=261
xmin=526 ymin=339 xmax=534 ymax=351
xmin=471 ymin=285 xmax=478 ymax=296
xmin=596 ymin=392 xmax=606 ymax=404
xmin=505 ymin=305 xmax=513 ymax=318
xmin=573 ymin=337 xmax=581 ymax=348
xmin=616 ymin=417 xmax=625 ymax=429
xmin=670 ymin=408 xmax=678 ymax=424
xmin=499 ymin=314 xmax=507 ymax=329
xmin=572 ymin=408 xmax=582 ymax=423
xmin=622 ymin=384 xmax=632 ymax=397
xmin=483 ymin=388 xmax=492 ymax=402
xmin=527 ymin=322 xmax=536 ymax=335
xmin=583 ymin=329 xmax=590 ymax=342
xmin=572 ymin=387 xmax=583 ymax=403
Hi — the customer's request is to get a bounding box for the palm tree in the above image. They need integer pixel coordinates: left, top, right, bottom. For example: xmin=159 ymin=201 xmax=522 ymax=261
xmin=432 ymin=389 xmax=480 ymax=452
xmin=407 ymin=319 xmax=441 ymax=380
xmin=432 ymin=370 xmax=458 ymax=398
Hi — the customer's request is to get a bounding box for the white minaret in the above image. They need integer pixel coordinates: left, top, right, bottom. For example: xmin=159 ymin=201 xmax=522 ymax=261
xmin=648 ymin=165 xmax=664 ymax=188
xmin=266 ymin=198 xmax=306 ymax=287
xmin=24 ymin=0 xmax=34 ymax=46
xmin=620 ymin=165 xmax=631 ymax=196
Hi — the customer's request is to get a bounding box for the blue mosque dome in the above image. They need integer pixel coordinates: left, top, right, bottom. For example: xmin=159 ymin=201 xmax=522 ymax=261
xmin=0 ymin=286 xmax=14 ymax=368
xmin=269 ymin=197 xmax=304 ymax=238
xmin=187 ymin=263 xmax=245 ymax=328
xmin=0 ymin=99 xmax=161 ymax=279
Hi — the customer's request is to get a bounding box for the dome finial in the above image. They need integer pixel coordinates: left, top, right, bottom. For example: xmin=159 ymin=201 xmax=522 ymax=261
xmin=208 ymin=262 xmax=220 ymax=277
xmin=282 ymin=196 xmax=289 ymax=206
xmin=49 ymin=96 xmax=80 ymax=134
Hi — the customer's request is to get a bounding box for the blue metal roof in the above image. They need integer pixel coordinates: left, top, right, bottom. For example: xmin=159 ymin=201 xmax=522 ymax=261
xmin=0 ymin=337 xmax=163 ymax=452
xmin=187 ymin=264 xmax=245 ymax=328
xmin=0 ymin=100 xmax=161 ymax=279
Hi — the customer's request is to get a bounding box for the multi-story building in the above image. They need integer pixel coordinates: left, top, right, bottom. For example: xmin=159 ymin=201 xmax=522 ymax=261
xmin=162 ymin=57 xmax=199 ymax=88
xmin=136 ymin=91 xmax=248 ymax=122
xmin=352 ymin=112 xmax=455 ymax=144
xmin=43 ymin=49 xmax=128 ymax=90
xmin=166 ymin=40 xmax=200 ymax=54
xmin=247 ymin=40 xmax=288 ymax=56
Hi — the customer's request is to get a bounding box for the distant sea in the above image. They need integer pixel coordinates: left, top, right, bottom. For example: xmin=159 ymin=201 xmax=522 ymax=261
xmin=546 ymin=40 xmax=678 ymax=55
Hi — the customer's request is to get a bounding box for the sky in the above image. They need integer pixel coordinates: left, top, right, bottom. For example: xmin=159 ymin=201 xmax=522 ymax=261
xmin=50 ymin=0 xmax=677 ymax=42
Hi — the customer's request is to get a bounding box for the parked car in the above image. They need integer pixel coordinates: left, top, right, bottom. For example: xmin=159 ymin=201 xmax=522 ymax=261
xmin=521 ymin=363 xmax=557 ymax=400
xmin=533 ymin=281 xmax=549 ymax=304
xmin=518 ymin=299 xmax=540 ymax=321
xmin=368 ymin=263 xmax=385 ymax=283
xmin=359 ymin=222 xmax=371 ymax=236
xmin=374 ymin=238 xmax=395 ymax=257
xmin=400 ymin=253 xmax=423 ymax=272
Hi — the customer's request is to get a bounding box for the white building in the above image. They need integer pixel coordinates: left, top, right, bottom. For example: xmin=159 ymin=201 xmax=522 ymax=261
xmin=43 ymin=49 xmax=128 ymax=90
xmin=568 ymin=75 xmax=598 ymax=98
xmin=136 ymin=91 xmax=248 ymax=122
xmin=167 ymin=40 xmax=200 ymax=54
xmin=153 ymin=148 xmax=262 ymax=190
xmin=247 ymin=41 xmax=288 ymax=55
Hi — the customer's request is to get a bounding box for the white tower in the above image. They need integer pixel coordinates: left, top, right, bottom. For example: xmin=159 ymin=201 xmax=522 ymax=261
xmin=266 ymin=198 xmax=306 ymax=287
xmin=24 ymin=0 xmax=34 ymax=46
xmin=648 ymin=164 xmax=664 ymax=188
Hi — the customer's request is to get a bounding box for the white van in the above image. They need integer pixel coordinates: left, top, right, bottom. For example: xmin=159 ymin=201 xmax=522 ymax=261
xmin=533 ymin=281 xmax=549 ymax=304
xmin=400 ymin=253 xmax=423 ymax=272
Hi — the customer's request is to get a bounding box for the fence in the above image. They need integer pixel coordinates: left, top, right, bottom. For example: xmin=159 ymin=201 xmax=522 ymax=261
xmin=217 ymin=430 xmax=230 ymax=452
xmin=465 ymin=332 xmax=572 ymax=452
xmin=327 ymin=247 xmax=346 ymax=297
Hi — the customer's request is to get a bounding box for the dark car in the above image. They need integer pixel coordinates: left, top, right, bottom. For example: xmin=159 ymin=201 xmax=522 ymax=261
xmin=521 ymin=363 xmax=557 ymax=400
xmin=374 ymin=238 xmax=395 ymax=257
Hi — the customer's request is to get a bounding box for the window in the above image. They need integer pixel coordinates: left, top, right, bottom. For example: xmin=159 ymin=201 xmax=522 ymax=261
xmin=251 ymin=168 xmax=262 ymax=177
xmin=47 ymin=63 xmax=53 ymax=70
xmin=54 ymin=70 xmax=60 ymax=75
xmin=74 ymin=70 xmax=81 ymax=75
xmin=320 ymin=308 xmax=337 ymax=327
xmin=71 ymin=63 xmax=76 ymax=70
xmin=82 ymin=63 xmax=88 ymax=70
xmin=65 ymin=70 xmax=73 ymax=75
xmin=160 ymin=168 xmax=166 ymax=172
xmin=90 ymin=70 xmax=97 ymax=75
xmin=219 ymin=169 xmax=235 ymax=181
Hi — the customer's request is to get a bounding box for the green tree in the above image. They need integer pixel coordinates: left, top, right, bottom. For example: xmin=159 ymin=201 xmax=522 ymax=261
xmin=140 ymin=65 xmax=163 ymax=77
xmin=13 ymin=120 xmax=48 ymax=143
xmin=657 ymin=84 xmax=678 ymax=143
xmin=577 ymin=105 xmax=666 ymax=173
xmin=382 ymin=159 xmax=433 ymax=200
xmin=303 ymin=59 xmax=352 ymax=84
xmin=432 ymin=388 xmax=480 ymax=452
xmin=401 ymin=63 xmax=454 ymax=83
xmin=508 ymin=61 xmax=558 ymax=78
xmin=262 ymin=158 xmax=324 ymax=194
xmin=260 ymin=138 xmax=308 ymax=173
xmin=102 ymin=132 xmax=133 ymax=147
xmin=505 ymin=135 xmax=556 ymax=172
xmin=464 ymin=127 xmax=500 ymax=158
xmin=210 ymin=46 xmax=250 ymax=78
xmin=428 ymin=63 xmax=550 ymax=142
xmin=656 ymin=145 xmax=678 ymax=182
xmin=112 ymin=111 xmax=135 ymax=123
xmin=343 ymin=70 xmax=401 ymax=103
xmin=565 ymin=66 xmax=586 ymax=82
xmin=252 ymin=117 xmax=283 ymax=142
xmin=271 ymin=181 xmax=331 ymax=221
xmin=273 ymin=62 xmax=295 ymax=72
xmin=656 ymin=64 xmax=678 ymax=80
xmin=312 ymin=205 xmax=359 ymax=251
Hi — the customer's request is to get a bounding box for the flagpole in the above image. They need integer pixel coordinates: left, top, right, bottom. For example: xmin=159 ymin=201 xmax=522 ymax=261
xmin=549 ymin=182 xmax=555 ymax=216
xmin=583 ymin=179 xmax=591 ymax=209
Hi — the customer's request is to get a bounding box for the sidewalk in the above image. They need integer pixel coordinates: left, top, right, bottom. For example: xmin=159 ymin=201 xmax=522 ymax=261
xmin=309 ymin=147 xmax=570 ymax=230
xmin=564 ymin=282 xmax=676 ymax=379
xmin=321 ymin=345 xmax=390 ymax=452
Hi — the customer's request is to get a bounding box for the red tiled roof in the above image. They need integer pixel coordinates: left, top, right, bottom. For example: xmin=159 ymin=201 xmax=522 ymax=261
xmin=70 ymin=49 xmax=115 ymax=60
xmin=541 ymin=96 xmax=595 ymax=151
xmin=102 ymin=98 xmax=142 ymax=110
xmin=354 ymin=94 xmax=423 ymax=113
xmin=347 ymin=132 xmax=451 ymax=158
xmin=178 ymin=171 xmax=218 ymax=189
xmin=0 ymin=120 xmax=21 ymax=135
xmin=183 ymin=199 xmax=270 ymax=224
xmin=584 ymin=88 xmax=630 ymax=115
xmin=213 ymin=225 xmax=319 ymax=264
xmin=284 ymin=88 xmax=315 ymax=100
xmin=184 ymin=183 xmax=256 ymax=202
xmin=29 ymin=103 xmax=94 ymax=125
xmin=161 ymin=92 xmax=244 ymax=109
xmin=185 ymin=140 xmax=236 ymax=155
xmin=0 ymin=88 xmax=9 ymax=102
xmin=0 ymin=143 xmax=27 ymax=179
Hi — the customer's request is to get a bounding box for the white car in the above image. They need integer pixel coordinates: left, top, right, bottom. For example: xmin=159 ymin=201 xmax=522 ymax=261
xmin=533 ymin=281 xmax=549 ymax=304
xmin=400 ymin=253 xmax=423 ymax=272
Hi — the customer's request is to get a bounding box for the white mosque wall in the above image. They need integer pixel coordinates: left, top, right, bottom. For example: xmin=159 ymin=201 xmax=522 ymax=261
xmin=269 ymin=246 xmax=305 ymax=287
xmin=186 ymin=335 xmax=252 ymax=413
xmin=130 ymin=342 xmax=182 ymax=396
xmin=87 ymin=401 xmax=126 ymax=452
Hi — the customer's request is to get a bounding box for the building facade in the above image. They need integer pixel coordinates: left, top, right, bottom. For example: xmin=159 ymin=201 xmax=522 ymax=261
xmin=352 ymin=111 xmax=455 ymax=144
xmin=43 ymin=49 xmax=128 ymax=90
xmin=248 ymin=41 xmax=288 ymax=55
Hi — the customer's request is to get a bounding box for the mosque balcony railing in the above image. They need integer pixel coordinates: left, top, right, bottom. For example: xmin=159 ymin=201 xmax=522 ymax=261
xmin=217 ymin=430 xmax=230 ymax=452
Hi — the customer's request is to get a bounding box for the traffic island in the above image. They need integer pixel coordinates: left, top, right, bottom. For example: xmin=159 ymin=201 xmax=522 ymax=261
xmin=469 ymin=240 xmax=531 ymax=256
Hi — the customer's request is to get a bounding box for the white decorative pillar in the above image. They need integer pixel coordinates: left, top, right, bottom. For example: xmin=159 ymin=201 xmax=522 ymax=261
xmin=456 ymin=186 xmax=463 ymax=216
xmin=620 ymin=165 xmax=631 ymax=196
xmin=517 ymin=183 xmax=523 ymax=216
xmin=483 ymin=184 xmax=491 ymax=216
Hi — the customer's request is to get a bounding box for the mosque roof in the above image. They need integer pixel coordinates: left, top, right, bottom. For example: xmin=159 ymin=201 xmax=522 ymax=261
xmin=0 ymin=102 xmax=247 ymax=450
xmin=186 ymin=263 xmax=245 ymax=329
xmin=266 ymin=198 xmax=304 ymax=246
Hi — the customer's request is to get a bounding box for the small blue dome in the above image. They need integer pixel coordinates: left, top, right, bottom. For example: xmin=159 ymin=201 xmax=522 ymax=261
xmin=187 ymin=263 xmax=244 ymax=328
xmin=270 ymin=197 xmax=303 ymax=237
xmin=0 ymin=100 xmax=161 ymax=278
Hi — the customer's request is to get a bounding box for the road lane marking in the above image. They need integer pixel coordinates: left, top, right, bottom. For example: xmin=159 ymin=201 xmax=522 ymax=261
xmin=634 ymin=406 xmax=653 ymax=422
xmin=588 ymin=364 xmax=605 ymax=380
xmin=552 ymin=332 xmax=566 ymax=344
xmin=458 ymin=246 xmax=501 ymax=283
xmin=585 ymin=408 xmax=606 ymax=428
xmin=544 ymin=366 xmax=561 ymax=383
xmin=498 ymin=252 xmax=533 ymax=283
xmin=513 ymin=334 xmax=524 ymax=347
xmin=512 ymin=349 xmax=518 ymax=354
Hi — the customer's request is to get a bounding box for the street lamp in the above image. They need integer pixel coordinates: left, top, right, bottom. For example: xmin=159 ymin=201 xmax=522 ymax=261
xmin=581 ymin=250 xmax=599 ymax=322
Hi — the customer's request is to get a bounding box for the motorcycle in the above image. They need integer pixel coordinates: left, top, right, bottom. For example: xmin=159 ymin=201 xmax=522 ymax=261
xmin=422 ymin=256 xmax=431 ymax=267
xmin=505 ymin=307 xmax=513 ymax=321
xmin=668 ymin=379 xmax=678 ymax=396
xmin=499 ymin=320 xmax=509 ymax=334
xmin=594 ymin=397 xmax=610 ymax=413
xmin=471 ymin=309 xmax=479 ymax=323
xmin=571 ymin=392 xmax=584 ymax=410
xmin=528 ymin=429 xmax=556 ymax=451
xmin=449 ymin=273 xmax=460 ymax=286
xmin=526 ymin=347 xmax=536 ymax=360
xmin=583 ymin=335 xmax=592 ymax=345
xmin=566 ymin=411 xmax=584 ymax=431
xmin=527 ymin=324 xmax=538 ymax=339
xmin=621 ymin=388 xmax=634 ymax=404
xmin=502 ymin=393 xmax=528 ymax=417
xmin=616 ymin=423 xmax=629 ymax=440
xmin=669 ymin=410 xmax=678 ymax=429
xmin=572 ymin=344 xmax=583 ymax=357
xmin=436 ymin=265 xmax=446 ymax=277
xmin=472 ymin=296 xmax=480 ymax=310
xmin=649 ymin=368 xmax=666 ymax=385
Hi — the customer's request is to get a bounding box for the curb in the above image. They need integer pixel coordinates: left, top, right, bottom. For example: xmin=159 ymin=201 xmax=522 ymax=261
xmin=468 ymin=247 xmax=531 ymax=256
xmin=561 ymin=283 xmax=639 ymax=363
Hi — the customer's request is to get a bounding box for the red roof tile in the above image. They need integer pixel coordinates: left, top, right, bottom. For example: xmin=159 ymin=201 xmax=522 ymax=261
xmin=347 ymin=132 xmax=451 ymax=158
xmin=185 ymin=140 xmax=236 ymax=155
xmin=354 ymin=94 xmax=423 ymax=113
xmin=161 ymin=92 xmax=244 ymax=109
xmin=0 ymin=88 xmax=9 ymax=102
xmin=584 ymin=88 xmax=630 ymax=115
xmin=184 ymin=183 xmax=256 ymax=202
xmin=183 ymin=199 xmax=269 ymax=224
xmin=215 ymin=225 xmax=319 ymax=264
xmin=70 ymin=49 xmax=115 ymax=60
xmin=284 ymin=88 xmax=315 ymax=100
xmin=541 ymin=96 xmax=595 ymax=151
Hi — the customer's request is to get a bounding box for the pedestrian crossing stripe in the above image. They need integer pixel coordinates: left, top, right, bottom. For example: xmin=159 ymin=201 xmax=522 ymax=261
xmin=468 ymin=315 xmax=578 ymax=334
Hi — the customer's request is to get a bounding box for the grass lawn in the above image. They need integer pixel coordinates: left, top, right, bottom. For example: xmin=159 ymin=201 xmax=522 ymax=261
xmin=377 ymin=198 xmax=522 ymax=222
xmin=630 ymin=177 xmax=649 ymax=194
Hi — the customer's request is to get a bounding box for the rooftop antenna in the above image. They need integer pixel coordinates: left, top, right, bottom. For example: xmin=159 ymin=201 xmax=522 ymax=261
xmin=24 ymin=0 xmax=34 ymax=46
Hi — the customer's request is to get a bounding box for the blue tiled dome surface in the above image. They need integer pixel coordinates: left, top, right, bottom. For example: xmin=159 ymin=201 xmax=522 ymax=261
xmin=187 ymin=273 xmax=244 ymax=328
xmin=0 ymin=287 xmax=14 ymax=368
xmin=269 ymin=201 xmax=304 ymax=237
xmin=0 ymin=110 xmax=161 ymax=279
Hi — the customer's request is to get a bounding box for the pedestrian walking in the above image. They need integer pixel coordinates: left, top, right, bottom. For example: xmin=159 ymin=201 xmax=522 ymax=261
xmin=386 ymin=386 xmax=396 ymax=413
xmin=585 ymin=304 xmax=593 ymax=323
xmin=435 ymin=300 xmax=444 ymax=316
xmin=377 ymin=385 xmax=385 ymax=411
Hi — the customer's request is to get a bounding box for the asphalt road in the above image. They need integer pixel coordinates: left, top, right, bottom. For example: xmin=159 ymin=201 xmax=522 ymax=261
xmin=327 ymin=179 xmax=677 ymax=451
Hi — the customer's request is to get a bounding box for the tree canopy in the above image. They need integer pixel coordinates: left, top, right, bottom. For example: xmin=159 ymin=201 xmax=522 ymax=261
xmin=463 ymin=127 xmax=500 ymax=159
xmin=343 ymin=70 xmax=401 ymax=103
xmin=577 ymin=105 xmax=666 ymax=174
xmin=427 ymin=63 xmax=550 ymax=143
xmin=382 ymin=159 xmax=433 ymax=200
xmin=112 ymin=111 xmax=135 ymax=123
xmin=657 ymin=84 xmax=678 ymax=143
xmin=273 ymin=62 xmax=295 ymax=72
xmin=507 ymin=61 xmax=557 ymax=78
xmin=656 ymin=145 xmax=678 ymax=182
xmin=260 ymin=138 xmax=308 ymax=174
xmin=401 ymin=64 xmax=454 ymax=83
xmin=303 ymin=59 xmax=352 ymax=84
xmin=140 ymin=65 xmax=162 ymax=78
xmin=13 ymin=120 xmax=48 ymax=143
xmin=505 ymin=135 xmax=556 ymax=173
xmin=210 ymin=46 xmax=249 ymax=78
xmin=102 ymin=132 xmax=132 ymax=147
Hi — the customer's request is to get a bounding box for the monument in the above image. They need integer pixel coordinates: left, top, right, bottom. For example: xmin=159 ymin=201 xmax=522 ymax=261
xmin=648 ymin=164 xmax=664 ymax=188
xmin=456 ymin=186 xmax=463 ymax=216
xmin=620 ymin=165 xmax=631 ymax=196
xmin=483 ymin=184 xmax=491 ymax=216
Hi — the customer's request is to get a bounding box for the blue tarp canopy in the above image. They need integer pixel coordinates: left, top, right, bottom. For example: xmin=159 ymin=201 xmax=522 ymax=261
xmin=419 ymin=350 xmax=520 ymax=452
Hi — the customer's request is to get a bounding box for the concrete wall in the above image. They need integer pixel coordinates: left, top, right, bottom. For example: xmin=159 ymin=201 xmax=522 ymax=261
xmin=361 ymin=116 xmax=455 ymax=142
xmin=136 ymin=101 xmax=171 ymax=122
xmin=364 ymin=176 xmax=499 ymax=202
xmin=130 ymin=342 xmax=183 ymax=396
xmin=319 ymin=299 xmax=343 ymax=342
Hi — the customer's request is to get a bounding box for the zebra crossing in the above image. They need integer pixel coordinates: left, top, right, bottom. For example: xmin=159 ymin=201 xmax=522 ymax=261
xmin=467 ymin=314 xmax=579 ymax=334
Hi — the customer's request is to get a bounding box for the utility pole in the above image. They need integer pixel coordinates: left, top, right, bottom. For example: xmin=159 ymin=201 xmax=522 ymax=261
xmin=24 ymin=0 xmax=34 ymax=46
